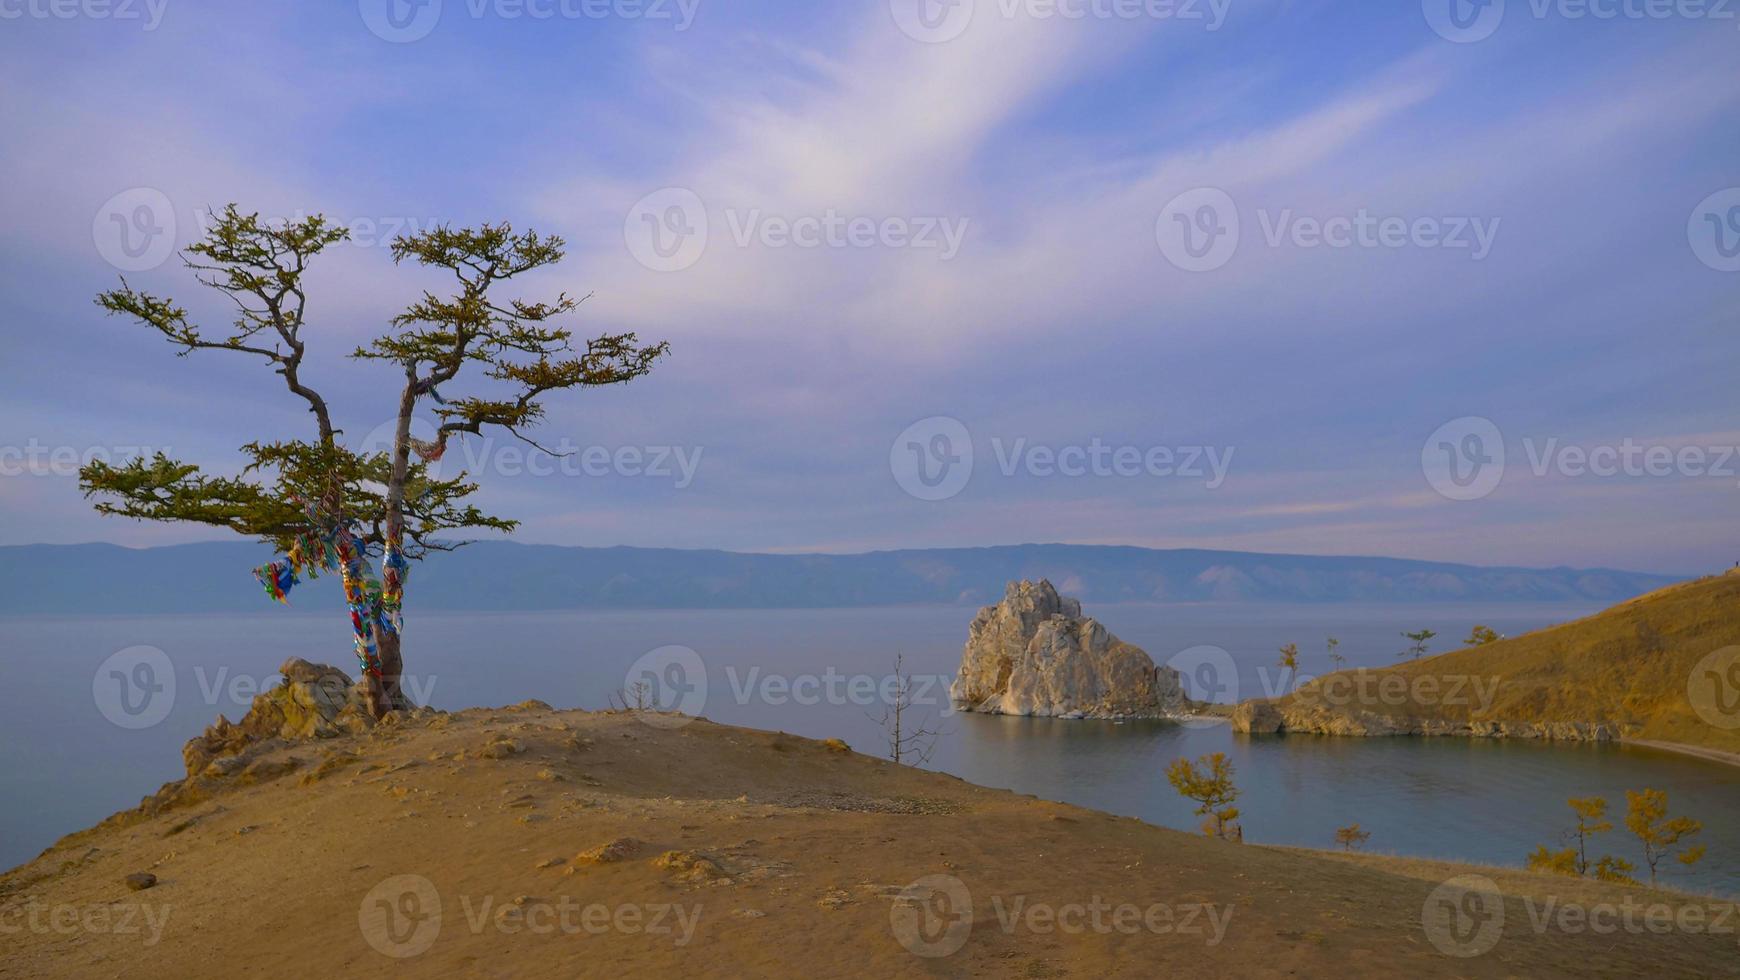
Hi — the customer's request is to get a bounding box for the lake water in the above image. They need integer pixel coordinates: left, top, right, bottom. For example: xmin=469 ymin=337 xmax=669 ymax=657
xmin=4 ymin=602 xmax=1738 ymax=895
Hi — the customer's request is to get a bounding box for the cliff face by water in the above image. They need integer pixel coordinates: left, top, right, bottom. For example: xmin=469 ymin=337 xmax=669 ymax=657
xmin=1230 ymin=697 xmax=1620 ymax=742
xmin=949 ymin=580 xmax=1186 ymax=719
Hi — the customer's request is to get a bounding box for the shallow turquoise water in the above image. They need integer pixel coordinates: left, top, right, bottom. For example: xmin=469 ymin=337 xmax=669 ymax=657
xmin=4 ymin=602 xmax=1735 ymax=894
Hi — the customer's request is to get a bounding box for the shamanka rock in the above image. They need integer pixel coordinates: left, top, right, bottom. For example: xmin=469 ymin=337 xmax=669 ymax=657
xmin=949 ymin=580 xmax=1186 ymax=719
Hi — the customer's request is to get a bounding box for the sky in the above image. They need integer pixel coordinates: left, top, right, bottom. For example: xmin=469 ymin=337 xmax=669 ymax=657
xmin=0 ymin=0 xmax=1736 ymax=575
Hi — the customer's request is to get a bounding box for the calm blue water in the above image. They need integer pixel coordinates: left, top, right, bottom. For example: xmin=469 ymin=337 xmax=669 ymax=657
xmin=4 ymin=602 xmax=1737 ymax=894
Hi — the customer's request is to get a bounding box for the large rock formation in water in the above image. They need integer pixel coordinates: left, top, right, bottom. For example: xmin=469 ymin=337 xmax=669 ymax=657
xmin=949 ymin=580 xmax=1186 ymax=719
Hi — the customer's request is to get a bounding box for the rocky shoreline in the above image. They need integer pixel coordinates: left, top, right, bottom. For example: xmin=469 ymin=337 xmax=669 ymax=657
xmin=1227 ymin=696 xmax=1740 ymax=769
xmin=1230 ymin=698 xmax=1620 ymax=742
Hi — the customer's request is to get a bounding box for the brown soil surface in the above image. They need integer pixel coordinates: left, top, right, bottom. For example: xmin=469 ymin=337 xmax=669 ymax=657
xmin=3 ymin=707 xmax=1735 ymax=978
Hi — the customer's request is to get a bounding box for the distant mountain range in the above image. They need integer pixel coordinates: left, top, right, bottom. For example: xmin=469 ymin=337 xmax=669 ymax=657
xmin=0 ymin=541 xmax=1685 ymax=614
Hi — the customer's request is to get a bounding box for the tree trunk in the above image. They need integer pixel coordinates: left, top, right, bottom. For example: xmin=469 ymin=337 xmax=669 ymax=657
xmin=366 ymin=367 xmax=420 ymax=720
xmin=366 ymin=629 xmax=408 ymax=715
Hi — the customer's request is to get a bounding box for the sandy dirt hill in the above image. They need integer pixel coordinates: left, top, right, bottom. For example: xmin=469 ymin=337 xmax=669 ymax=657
xmin=1234 ymin=572 xmax=1740 ymax=759
xmin=3 ymin=704 xmax=1737 ymax=978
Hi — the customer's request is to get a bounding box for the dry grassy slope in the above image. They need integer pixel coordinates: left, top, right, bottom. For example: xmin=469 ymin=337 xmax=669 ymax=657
xmin=3 ymin=708 xmax=1737 ymax=978
xmin=1269 ymin=573 xmax=1740 ymax=754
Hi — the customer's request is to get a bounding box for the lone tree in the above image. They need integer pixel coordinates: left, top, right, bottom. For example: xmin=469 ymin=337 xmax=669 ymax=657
xmin=1334 ymin=823 xmax=1371 ymax=851
xmin=1464 ymin=624 xmax=1502 ymax=646
xmin=1166 ymin=752 xmax=1242 ymax=841
xmin=870 ymin=653 xmax=944 ymax=765
xmin=1400 ymin=629 xmax=1437 ymax=660
xmin=1624 ymin=788 xmax=1705 ymax=886
xmin=80 ymin=206 xmax=669 ymax=717
xmin=1277 ymin=642 xmax=1299 ymax=672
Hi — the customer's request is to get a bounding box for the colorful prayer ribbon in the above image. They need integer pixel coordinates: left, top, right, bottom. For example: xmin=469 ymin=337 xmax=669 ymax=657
xmin=249 ymin=496 xmax=407 ymax=680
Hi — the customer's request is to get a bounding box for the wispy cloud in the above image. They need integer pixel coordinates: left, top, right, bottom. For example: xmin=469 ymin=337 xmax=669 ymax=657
xmin=1 ymin=6 xmax=1736 ymax=575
